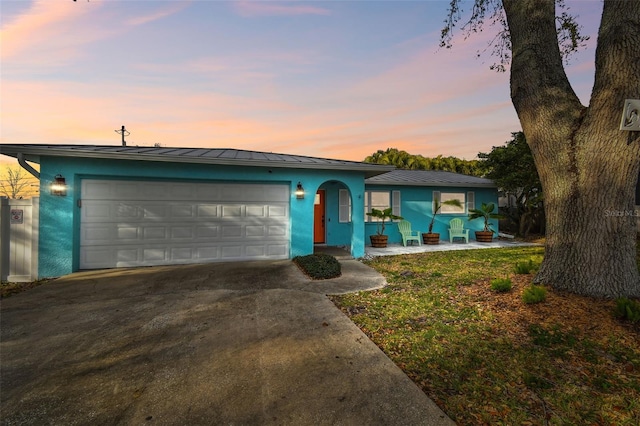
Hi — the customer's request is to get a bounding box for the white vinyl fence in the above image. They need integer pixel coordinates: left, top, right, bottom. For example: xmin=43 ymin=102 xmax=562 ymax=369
xmin=0 ymin=197 xmax=39 ymax=283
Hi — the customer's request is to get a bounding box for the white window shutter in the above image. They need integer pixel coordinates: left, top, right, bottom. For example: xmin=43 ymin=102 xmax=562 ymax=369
xmin=432 ymin=191 xmax=441 ymax=214
xmin=392 ymin=191 xmax=401 ymax=218
xmin=364 ymin=191 xmax=370 ymax=222
xmin=467 ymin=191 xmax=475 ymax=212
xmin=339 ymin=189 xmax=351 ymax=223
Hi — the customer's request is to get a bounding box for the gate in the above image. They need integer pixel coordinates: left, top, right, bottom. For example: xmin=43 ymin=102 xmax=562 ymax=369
xmin=0 ymin=197 xmax=39 ymax=282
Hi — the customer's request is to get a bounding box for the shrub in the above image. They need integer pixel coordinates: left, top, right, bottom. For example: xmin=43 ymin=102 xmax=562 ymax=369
xmin=614 ymin=297 xmax=640 ymax=323
xmin=293 ymin=253 xmax=341 ymax=280
xmin=522 ymin=284 xmax=547 ymax=304
xmin=490 ymin=277 xmax=512 ymax=292
xmin=514 ymin=259 xmax=540 ymax=274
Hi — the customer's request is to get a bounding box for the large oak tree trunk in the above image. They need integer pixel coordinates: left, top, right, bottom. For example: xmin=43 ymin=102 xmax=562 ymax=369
xmin=503 ymin=0 xmax=640 ymax=297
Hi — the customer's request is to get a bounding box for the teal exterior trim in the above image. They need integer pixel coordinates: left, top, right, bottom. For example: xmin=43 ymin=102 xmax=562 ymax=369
xmin=363 ymin=184 xmax=499 ymax=244
xmin=37 ymin=156 xmax=367 ymax=278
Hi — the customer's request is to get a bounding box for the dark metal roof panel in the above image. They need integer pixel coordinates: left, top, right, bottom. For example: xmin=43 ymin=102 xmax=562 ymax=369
xmin=366 ymin=169 xmax=496 ymax=188
xmin=0 ymin=144 xmax=395 ymax=177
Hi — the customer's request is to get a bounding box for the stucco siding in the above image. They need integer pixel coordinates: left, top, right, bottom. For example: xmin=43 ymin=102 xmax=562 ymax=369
xmin=363 ymin=184 xmax=499 ymax=244
xmin=37 ymin=156 xmax=366 ymax=278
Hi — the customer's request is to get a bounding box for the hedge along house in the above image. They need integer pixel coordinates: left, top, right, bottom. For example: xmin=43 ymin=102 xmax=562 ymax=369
xmin=363 ymin=169 xmax=498 ymax=243
xmin=0 ymin=144 xmax=395 ymax=279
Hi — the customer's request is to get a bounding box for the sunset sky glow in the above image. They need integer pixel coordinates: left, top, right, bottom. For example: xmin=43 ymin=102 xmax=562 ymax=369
xmin=1 ymin=0 xmax=603 ymax=163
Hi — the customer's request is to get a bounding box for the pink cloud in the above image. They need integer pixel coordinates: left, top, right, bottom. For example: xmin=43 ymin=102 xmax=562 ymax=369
xmin=125 ymin=2 xmax=191 ymax=27
xmin=1 ymin=8 xmax=522 ymax=164
xmin=0 ymin=0 xmax=99 ymax=61
xmin=232 ymin=1 xmax=331 ymax=17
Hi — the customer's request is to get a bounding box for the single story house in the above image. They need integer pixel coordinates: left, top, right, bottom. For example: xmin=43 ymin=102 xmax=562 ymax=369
xmin=0 ymin=144 xmax=498 ymax=279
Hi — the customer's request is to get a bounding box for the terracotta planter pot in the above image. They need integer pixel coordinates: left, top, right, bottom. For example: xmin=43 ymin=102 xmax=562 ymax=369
xmin=422 ymin=233 xmax=440 ymax=245
xmin=475 ymin=231 xmax=494 ymax=242
xmin=370 ymin=235 xmax=388 ymax=248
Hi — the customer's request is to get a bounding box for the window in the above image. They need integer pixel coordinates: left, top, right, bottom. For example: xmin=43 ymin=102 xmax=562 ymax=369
xmin=365 ymin=190 xmax=400 ymax=221
xmin=339 ymin=189 xmax=351 ymax=223
xmin=433 ymin=191 xmax=474 ymax=214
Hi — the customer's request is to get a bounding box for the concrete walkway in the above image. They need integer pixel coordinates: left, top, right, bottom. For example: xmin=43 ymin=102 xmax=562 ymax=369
xmin=365 ymin=239 xmax=542 ymax=257
xmin=1 ymin=260 xmax=454 ymax=425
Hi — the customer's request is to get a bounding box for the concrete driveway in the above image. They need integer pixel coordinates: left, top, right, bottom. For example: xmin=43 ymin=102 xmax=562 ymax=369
xmin=1 ymin=260 xmax=454 ymax=425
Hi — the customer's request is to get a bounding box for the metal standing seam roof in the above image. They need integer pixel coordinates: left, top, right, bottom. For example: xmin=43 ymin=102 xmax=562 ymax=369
xmin=0 ymin=144 xmax=395 ymax=178
xmin=365 ymin=169 xmax=496 ymax=188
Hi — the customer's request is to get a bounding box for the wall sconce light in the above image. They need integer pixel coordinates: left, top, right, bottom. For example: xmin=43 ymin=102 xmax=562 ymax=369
xmin=295 ymin=182 xmax=305 ymax=199
xmin=50 ymin=174 xmax=67 ymax=196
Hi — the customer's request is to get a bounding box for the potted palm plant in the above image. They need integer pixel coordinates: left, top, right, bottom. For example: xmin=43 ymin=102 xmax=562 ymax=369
xmin=468 ymin=202 xmax=503 ymax=242
xmin=367 ymin=207 xmax=403 ymax=248
xmin=422 ymin=199 xmax=463 ymax=244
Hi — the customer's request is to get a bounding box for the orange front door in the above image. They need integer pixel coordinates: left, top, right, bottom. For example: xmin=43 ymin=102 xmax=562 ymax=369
xmin=314 ymin=190 xmax=325 ymax=244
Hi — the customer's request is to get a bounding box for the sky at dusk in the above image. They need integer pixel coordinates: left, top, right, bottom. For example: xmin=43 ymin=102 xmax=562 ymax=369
xmin=1 ymin=0 xmax=604 ymax=164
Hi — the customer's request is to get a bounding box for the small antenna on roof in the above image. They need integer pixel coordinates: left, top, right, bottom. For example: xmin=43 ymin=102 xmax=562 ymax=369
xmin=115 ymin=125 xmax=130 ymax=146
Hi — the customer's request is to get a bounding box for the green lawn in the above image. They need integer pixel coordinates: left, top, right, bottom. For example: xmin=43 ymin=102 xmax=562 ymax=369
xmin=332 ymin=246 xmax=640 ymax=425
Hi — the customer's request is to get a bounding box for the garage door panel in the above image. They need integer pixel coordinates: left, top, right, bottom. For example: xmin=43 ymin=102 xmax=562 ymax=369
xmin=221 ymin=245 xmax=243 ymax=258
xmin=246 ymin=245 xmax=266 ymax=257
xmin=246 ymin=205 xmax=265 ymax=216
xmin=246 ymin=225 xmax=265 ymax=237
xmin=196 ymin=246 xmax=219 ymax=261
xmin=268 ymin=225 xmax=287 ymax=237
xmin=80 ymin=180 xmax=290 ymax=269
xmin=171 ymin=226 xmax=194 ymax=239
xmin=143 ymin=248 xmax=167 ymax=262
xmin=171 ymin=247 xmax=193 ymax=261
xmin=196 ymin=225 xmax=219 ymax=238
xmin=84 ymin=226 xmax=112 ymax=242
xmin=83 ymin=181 xmax=112 ymax=198
xmin=267 ymin=244 xmax=288 ymax=256
xmin=221 ymin=205 xmax=242 ymax=217
xmin=268 ymin=205 xmax=287 ymax=217
xmin=142 ymin=205 xmax=168 ymax=219
xmin=116 ymin=204 xmax=139 ymax=219
xmin=171 ymin=205 xmax=195 ymax=218
xmin=196 ymin=186 xmax=222 ymax=200
xmin=114 ymin=182 xmax=140 ymax=198
xmin=221 ymin=225 xmax=242 ymax=238
xmin=117 ymin=226 xmax=139 ymax=241
xmin=197 ymin=205 xmax=219 ymax=218
xmin=143 ymin=227 xmax=167 ymax=240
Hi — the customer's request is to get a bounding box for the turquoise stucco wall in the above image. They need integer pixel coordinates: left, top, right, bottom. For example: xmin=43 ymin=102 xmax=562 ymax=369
xmin=320 ymin=181 xmax=356 ymax=248
xmin=37 ymin=156 xmax=366 ymax=278
xmin=363 ymin=185 xmax=499 ymax=244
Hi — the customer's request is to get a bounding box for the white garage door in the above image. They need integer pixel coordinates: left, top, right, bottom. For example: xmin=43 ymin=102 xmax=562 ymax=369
xmin=80 ymin=179 xmax=290 ymax=269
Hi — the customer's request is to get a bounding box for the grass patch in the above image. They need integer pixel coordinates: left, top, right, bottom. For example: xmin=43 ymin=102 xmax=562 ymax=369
xmin=514 ymin=258 xmax=541 ymax=274
xmin=331 ymin=246 xmax=640 ymax=425
xmin=1 ymin=279 xmax=51 ymax=298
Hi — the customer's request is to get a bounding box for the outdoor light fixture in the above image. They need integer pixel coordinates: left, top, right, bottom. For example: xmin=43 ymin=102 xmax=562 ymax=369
xmin=50 ymin=174 xmax=67 ymax=196
xmin=295 ymin=182 xmax=305 ymax=199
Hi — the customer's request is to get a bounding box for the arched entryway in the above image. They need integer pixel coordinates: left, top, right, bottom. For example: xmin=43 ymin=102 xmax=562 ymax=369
xmin=313 ymin=180 xmax=357 ymax=252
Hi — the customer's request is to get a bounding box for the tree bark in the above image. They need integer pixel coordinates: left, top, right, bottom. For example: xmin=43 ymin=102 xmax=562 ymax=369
xmin=503 ymin=0 xmax=640 ymax=297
